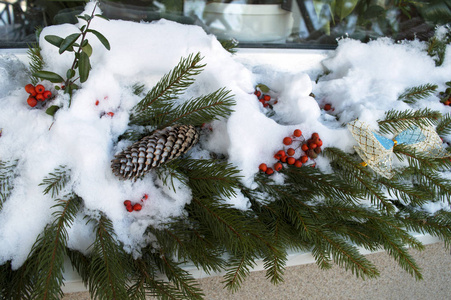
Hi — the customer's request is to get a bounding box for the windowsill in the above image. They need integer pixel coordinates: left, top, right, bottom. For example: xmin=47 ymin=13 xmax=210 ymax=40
xmin=61 ymin=233 xmax=442 ymax=294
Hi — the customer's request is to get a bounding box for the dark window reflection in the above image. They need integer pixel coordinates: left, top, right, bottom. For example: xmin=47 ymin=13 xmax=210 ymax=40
xmin=0 ymin=0 xmax=449 ymax=49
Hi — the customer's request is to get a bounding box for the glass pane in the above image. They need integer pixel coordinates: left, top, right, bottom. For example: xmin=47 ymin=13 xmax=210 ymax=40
xmin=0 ymin=0 xmax=449 ymax=48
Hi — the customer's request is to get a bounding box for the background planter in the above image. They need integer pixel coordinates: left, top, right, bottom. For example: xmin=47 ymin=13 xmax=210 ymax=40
xmin=203 ymin=3 xmax=294 ymax=42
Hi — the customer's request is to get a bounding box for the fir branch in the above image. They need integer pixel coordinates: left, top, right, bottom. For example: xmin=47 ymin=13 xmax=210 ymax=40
xmin=282 ymin=165 xmax=363 ymax=205
xmin=177 ymin=158 xmax=242 ymax=199
xmin=427 ymin=36 xmax=448 ymax=66
xmin=394 ymin=145 xmax=447 ymax=172
xmin=87 ymin=214 xmax=131 ymax=300
xmin=313 ymin=230 xmax=380 ymax=279
xmin=377 ymin=177 xmax=430 ymax=206
xmin=128 ymin=258 xmax=183 ymax=300
xmin=414 ymin=168 xmax=451 ymax=203
xmin=399 ymin=208 xmax=451 ymax=249
xmin=219 ymin=39 xmax=239 ymax=54
xmin=27 ymin=36 xmax=44 ymax=86
xmin=150 ymin=250 xmax=204 ymax=300
xmin=377 ymin=231 xmax=423 ymax=280
xmin=378 ymin=108 xmax=441 ymax=135
xmin=148 ymin=221 xmax=226 ymax=276
xmin=161 ymin=88 xmax=235 ymax=128
xmin=132 ymin=83 xmax=146 ymax=96
xmin=189 ymin=197 xmax=254 ymax=254
xmin=223 ymin=253 xmax=257 ymax=292
xmin=39 ymin=165 xmax=71 ymax=198
xmin=0 ymin=160 xmax=18 ymax=209
xmin=0 ymin=260 xmax=36 ymax=299
xmin=132 ymin=52 xmax=205 ymax=114
xmin=436 ymin=113 xmax=451 ymax=136
xmin=29 ymin=194 xmax=82 ymax=300
xmin=398 ymin=84 xmax=438 ymax=104
xmin=66 ymin=248 xmax=91 ymax=288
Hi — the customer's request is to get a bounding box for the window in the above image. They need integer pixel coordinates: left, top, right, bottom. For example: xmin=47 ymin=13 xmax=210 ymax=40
xmin=1 ymin=0 xmax=450 ymax=49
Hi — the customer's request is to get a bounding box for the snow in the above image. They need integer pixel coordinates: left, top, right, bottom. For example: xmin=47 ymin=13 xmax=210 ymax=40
xmin=0 ymin=1 xmax=450 ymax=268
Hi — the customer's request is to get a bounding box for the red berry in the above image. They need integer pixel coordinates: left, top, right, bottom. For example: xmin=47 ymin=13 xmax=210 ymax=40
xmin=280 ymin=155 xmax=288 ymax=163
xmin=316 ymin=139 xmax=323 ymax=147
xmin=126 ymin=205 xmax=133 ymax=212
xmin=27 ymin=96 xmax=37 ymax=107
xmin=294 ymin=160 xmax=303 ymax=168
xmin=124 ymin=200 xmax=132 ymax=206
xmin=142 ymin=194 xmax=149 ymax=200
xmin=274 ymin=150 xmax=286 ymax=160
xmin=263 ymin=102 xmax=269 ymax=108
xmin=309 ymin=143 xmax=317 ymax=150
xmin=43 ymin=90 xmax=52 ymax=99
xmin=301 ymin=144 xmax=309 ymax=152
xmin=95 ymin=100 xmax=100 ymax=106
xmin=107 ymin=112 xmax=115 ymax=117
xmin=293 ymin=129 xmax=302 ymax=137
xmin=445 ymin=100 xmax=451 ymax=106
xmin=265 ymin=168 xmax=274 ymax=175
xmin=133 ymin=203 xmax=142 ymax=211
xmin=274 ymin=162 xmax=283 ymax=171
xmin=259 ymin=163 xmax=268 ymax=172
xmin=283 ymin=137 xmax=292 ymax=145
xmin=255 ymin=90 xmax=261 ymax=98
xmin=35 ymin=93 xmax=45 ymax=101
xmin=24 ymin=84 xmax=35 ymax=94
xmin=35 ymin=84 xmax=45 ymax=94
xmin=263 ymin=95 xmax=271 ymax=101
xmin=287 ymin=148 xmax=295 ymax=156
xmin=300 ymin=155 xmax=309 ymax=163
xmin=324 ymin=104 xmax=332 ymax=111
xmin=287 ymin=157 xmax=296 ymax=165
xmin=311 ymin=133 xmax=319 ymax=139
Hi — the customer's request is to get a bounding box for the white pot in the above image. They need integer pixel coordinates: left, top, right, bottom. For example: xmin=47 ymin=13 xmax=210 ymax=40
xmin=203 ymin=3 xmax=293 ymax=43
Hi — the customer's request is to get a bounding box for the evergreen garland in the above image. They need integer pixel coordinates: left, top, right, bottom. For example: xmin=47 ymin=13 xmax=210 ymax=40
xmin=3 ymin=31 xmax=451 ymax=300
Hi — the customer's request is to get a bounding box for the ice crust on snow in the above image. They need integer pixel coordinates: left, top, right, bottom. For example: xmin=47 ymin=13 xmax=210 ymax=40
xmin=0 ymin=2 xmax=450 ymax=267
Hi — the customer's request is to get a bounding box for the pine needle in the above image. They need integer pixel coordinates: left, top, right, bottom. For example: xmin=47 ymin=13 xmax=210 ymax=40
xmin=398 ymin=84 xmax=438 ymax=104
xmin=39 ymin=165 xmax=71 ymax=198
xmin=378 ymin=108 xmax=441 ymax=135
xmin=436 ymin=113 xmax=451 ymax=136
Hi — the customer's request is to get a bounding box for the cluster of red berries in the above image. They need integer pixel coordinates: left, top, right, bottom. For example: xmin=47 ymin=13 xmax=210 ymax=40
xmin=123 ymin=194 xmax=148 ymax=212
xmin=24 ymin=84 xmax=52 ymax=107
xmin=254 ymin=89 xmax=278 ymax=108
xmin=258 ymin=129 xmax=323 ymax=175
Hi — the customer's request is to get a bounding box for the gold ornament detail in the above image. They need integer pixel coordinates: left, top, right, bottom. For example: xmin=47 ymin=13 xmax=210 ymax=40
xmin=348 ymin=119 xmax=449 ymax=179
xmin=111 ymin=124 xmax=199 ymax=180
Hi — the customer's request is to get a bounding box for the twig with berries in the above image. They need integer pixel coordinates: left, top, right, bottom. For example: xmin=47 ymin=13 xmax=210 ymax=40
xmin=259 ymin=129 xmax=323 ymax=175
xmin=123 ymin=194 xmax=149 ymax=212
xmin=32 ymin=3 xmax=110 ymax=110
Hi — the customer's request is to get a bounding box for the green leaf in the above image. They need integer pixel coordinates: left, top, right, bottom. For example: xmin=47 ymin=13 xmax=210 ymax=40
xmin=78 ymin=51 xmax=91 ymax=83
xmin=59 ymin=33 xmax=81 ymax=54
xmin=66 ymin=69 xmax=76 ymax=79
xmin=82 ymin=42 xmax=93 ymax=57
xmin=334 ymin=0 xmax=359 ymax=20
xmin=256 ymin=83 xmax=270 ymax=93
xmin=95 ymin=14 xmax=110 ymax=21
xmin=44 ymin=35 xmax=63 ymax=48
xmin=87 ymin=29 xmax=110 ymax=50
xmin=363 ymin=5 xmax=385 ymax=19
xmin=77 ymin=14 xmax=92 ymax=22
xmin=33 ymin=71 xmax=64 ymax=83
xmin=46 ymin=105 xmax=60 ymax=117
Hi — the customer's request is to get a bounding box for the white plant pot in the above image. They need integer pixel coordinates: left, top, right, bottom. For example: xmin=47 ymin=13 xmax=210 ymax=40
xmin=203 ymin=3 xmax=293 ymax=43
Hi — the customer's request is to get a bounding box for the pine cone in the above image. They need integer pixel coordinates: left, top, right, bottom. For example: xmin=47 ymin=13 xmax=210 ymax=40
xmin=111 ymin=124 xmax=199 ymax=180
